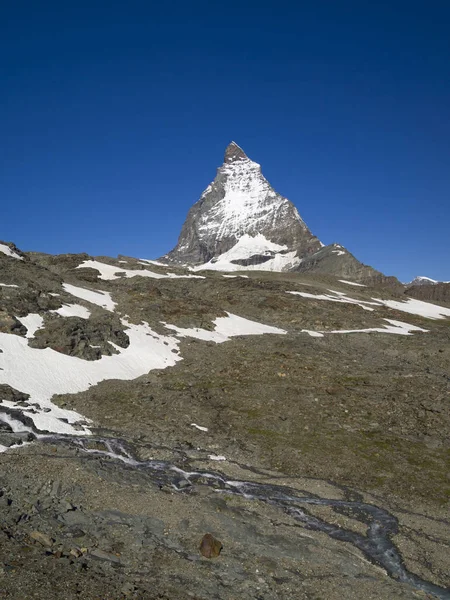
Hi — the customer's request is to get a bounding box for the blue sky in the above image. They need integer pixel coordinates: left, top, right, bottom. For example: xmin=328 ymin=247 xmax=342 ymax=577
xmin=1 ymin=1 xmax=449 ymax=282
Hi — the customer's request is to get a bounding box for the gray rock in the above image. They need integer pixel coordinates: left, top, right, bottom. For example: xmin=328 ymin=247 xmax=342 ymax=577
xmin=89 ymin=548 xmax=121 ymax=564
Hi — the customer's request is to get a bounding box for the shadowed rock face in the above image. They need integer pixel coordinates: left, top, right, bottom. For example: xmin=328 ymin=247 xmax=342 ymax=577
xmin=295 ymin=244 xmax=402 ymax=287
xmin=164 ymin=142 xmax=322 ymax=265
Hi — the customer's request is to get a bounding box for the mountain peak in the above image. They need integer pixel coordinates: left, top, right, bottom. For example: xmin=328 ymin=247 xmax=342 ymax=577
xmin=224 ymin=141 xmax=248 ymax=163
xmin=164 ymin=142 xmax=322 ymax=267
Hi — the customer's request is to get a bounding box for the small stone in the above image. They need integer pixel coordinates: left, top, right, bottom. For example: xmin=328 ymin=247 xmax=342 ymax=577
xmin=30 ymin=530 xmax=53 ymax=548
xmin=199 ymin=533 xmax=222 ymax=558
xmin=89 ymin=548 xmax=121 ymax=563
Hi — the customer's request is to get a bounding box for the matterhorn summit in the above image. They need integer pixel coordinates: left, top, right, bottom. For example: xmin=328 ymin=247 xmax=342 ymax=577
xmin=165 ymin=142 xmax=322 ymax=271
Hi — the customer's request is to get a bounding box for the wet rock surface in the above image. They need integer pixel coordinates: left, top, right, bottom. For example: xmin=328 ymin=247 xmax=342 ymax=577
xmin=1 ymin=434 xmax=448 ymax=600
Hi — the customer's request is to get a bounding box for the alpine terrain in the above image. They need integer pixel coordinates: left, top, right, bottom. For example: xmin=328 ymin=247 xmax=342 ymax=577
xmin=165 ymin=142 xmax=398 ymax=286
xmin=0 ymin=145 xmax=449 ymax=600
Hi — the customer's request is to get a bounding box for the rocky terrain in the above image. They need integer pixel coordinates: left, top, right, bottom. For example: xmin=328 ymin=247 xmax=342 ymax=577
xmin=406 ymin=281 xmax=450 ymax=305
xmin=1 ymin=241 xmax=449 ymax=599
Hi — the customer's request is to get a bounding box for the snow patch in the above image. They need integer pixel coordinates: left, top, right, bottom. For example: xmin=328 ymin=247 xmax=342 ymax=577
xmin=0 ymin=283 xmax=19 ymax=288
xmin=0 ymin=320 xmax=182 ymax=435
xmin=372 ymin=297 xmax=450 ymax=320
xmin=16 ymin=314 xmax=44 ymax=338
xmin=164 ymin=312 xmax=286 ymax=343
xmin=139 ymin=259 xmax=168 ymax=267
xmin=289 ymin=289 xmax=450 ymax=321
xmin=191 ymin=423 xmax=208 ymax=432
xmin=302 ymin=330 xmax=325 ymax=338
xmin=338 ymin=280 xmax=367 ymax=287
xmin=51 ymin=304 xmax=92 ymax=319
xmin=194 ymin=235 xmax=302 ymax=273
xmin=327 ymin=319 xmax=428 ymax=336
xmin=0 ymin=244 xmax=23 ymax=260
xmin=287 ymin=290 xmax=378 ymax=312
xmin=63 ymin=283 xmax=116 ymax=312
xmin=77 ymin=260 xmax=204 ymax=281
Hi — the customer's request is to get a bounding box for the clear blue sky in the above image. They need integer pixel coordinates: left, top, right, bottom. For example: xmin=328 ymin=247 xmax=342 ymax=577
xmin=1 ymin=1 xmax=449 ymax=282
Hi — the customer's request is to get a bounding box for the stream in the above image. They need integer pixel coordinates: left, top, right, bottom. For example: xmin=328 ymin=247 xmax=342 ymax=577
xmin=46 ymin=433 xmax=450 ymax=600
xmin=1 ymin=406 xmax=449 ymax=600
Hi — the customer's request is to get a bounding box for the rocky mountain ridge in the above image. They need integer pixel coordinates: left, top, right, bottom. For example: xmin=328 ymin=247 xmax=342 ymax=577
xmin=164 ymin=142 xmax=399 ymax=285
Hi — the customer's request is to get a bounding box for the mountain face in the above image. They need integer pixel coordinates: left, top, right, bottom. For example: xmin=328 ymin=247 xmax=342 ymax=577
xmin=165 ymin=142 xmax=322 ymax=270
xmin=164 ymin=142 xmax=398 ymax=284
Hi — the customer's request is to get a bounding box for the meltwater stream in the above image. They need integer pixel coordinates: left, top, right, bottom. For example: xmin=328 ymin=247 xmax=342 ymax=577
xmin=34 ymin=433 xmax=449 ymax=600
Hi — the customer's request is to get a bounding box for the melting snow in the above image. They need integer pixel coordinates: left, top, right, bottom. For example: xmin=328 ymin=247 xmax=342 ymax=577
xmin=372 ymin=297 xmax=450 ymax=320
xmin=208 ymin=454 xmax=226 ymax=461
xmin=191 ymin=423 xmax=208 ymax=432
xmin=194 ymin=234 xmax=302 ymax=273
xmin=302 ymin=330 xmax=325 ymax=338
xmin=51 ymin=304 xmax=92 ymax=319
xmin=0 ymin=309 xmax=290 ymax=438
xmin=77 ymin=260 xmax=204 ymax=281
xmin=0 ymin=244 xmax=23 ymax=260
xmin=287 ymin=290 xmax=378 ymax=311
xmin=289 ymin=289 xmax=450 ymax=321
xmin=63 ymin=283 xmax=116 ymax=312
xmin=16 ymin=314 xmax=44 ymax=338
xmin=139 ymin=259 xmax=168 ymax=267
xmin=338 ymin=280 xmax=367 ymax=287
xmin=326 ymin=319 xmax=428 ymax=336
xmin=0 ymin=320 xmax=182 ymax=434
xmin=164 ymin=312 xmax=286 ymax=343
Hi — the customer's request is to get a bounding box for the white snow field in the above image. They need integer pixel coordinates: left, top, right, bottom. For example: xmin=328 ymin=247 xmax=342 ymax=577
xmin=0 ymin=243 xmax=23 ymax=260
xmin=288 ymin=289 xmax=450 ymax=320
xmin=0 ymin=320 xmax=182 ymax=435
xmin=62 ymin=283 xmax=117 ymax=311
xmin=193 ymin=234 xmax=301 ymax=273
xmin=0 ymin=313 xmax=286 ymax=436
xmin=338 ymin=280 xmax=367 ymax=287
xmin=51 ymin=304 xmax=92 ymax=319
xmin=372 ymin=297 xmax=450 ymax=320
xmin=77 ymin=259 xmax=204 ymax=280
xmin=16 ymin=314 xmax=44 ymax=338
xmin=164 ymin=312 xmax=287 ymax=343
xmin=287 ymin=290 xmax=379 ymax=311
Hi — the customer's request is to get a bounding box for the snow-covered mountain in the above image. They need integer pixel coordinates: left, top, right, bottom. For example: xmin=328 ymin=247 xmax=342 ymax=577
xmin=164 ymin=142 xmax=398 ymax=284
xmin=165 ymin=142 xmax=322 ymax=271
xmin=407 ymin=276 xmax=449 ymax=286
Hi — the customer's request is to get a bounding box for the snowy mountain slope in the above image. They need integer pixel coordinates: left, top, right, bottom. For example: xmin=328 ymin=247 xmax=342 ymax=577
xmin=163 ymin=143 xmax=398 ymax=283
xmin=165 ymin=142 xmax=322 ymax=267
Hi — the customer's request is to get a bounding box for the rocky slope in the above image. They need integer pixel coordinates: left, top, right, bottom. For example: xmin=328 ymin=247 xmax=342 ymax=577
xmin=295 ymin=243 xmax=402 ymax=288
xmin=406 ymin=281 xmax=450 ymax=304
xmin=1 ymin=241 xmax=450 ymax=599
